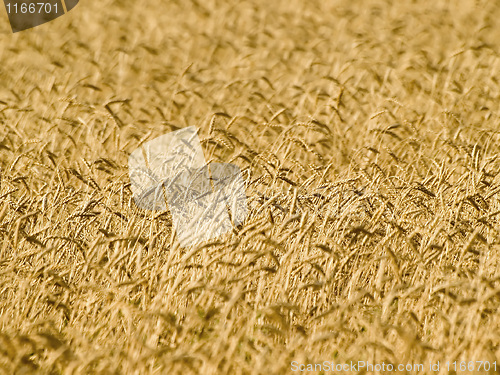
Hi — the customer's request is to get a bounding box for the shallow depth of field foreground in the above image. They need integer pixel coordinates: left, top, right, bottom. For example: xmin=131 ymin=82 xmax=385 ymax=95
xmin=1 ymin=0 xmax=500 ymax=373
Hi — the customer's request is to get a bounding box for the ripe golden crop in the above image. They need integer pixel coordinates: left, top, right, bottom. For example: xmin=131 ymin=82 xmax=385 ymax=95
xmin=0 ymin=0 xmax=499 ymax=373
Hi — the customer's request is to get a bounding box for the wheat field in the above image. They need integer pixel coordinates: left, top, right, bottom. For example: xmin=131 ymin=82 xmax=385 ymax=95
xmin=1 ymin=0 xmax=500 ymax=373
